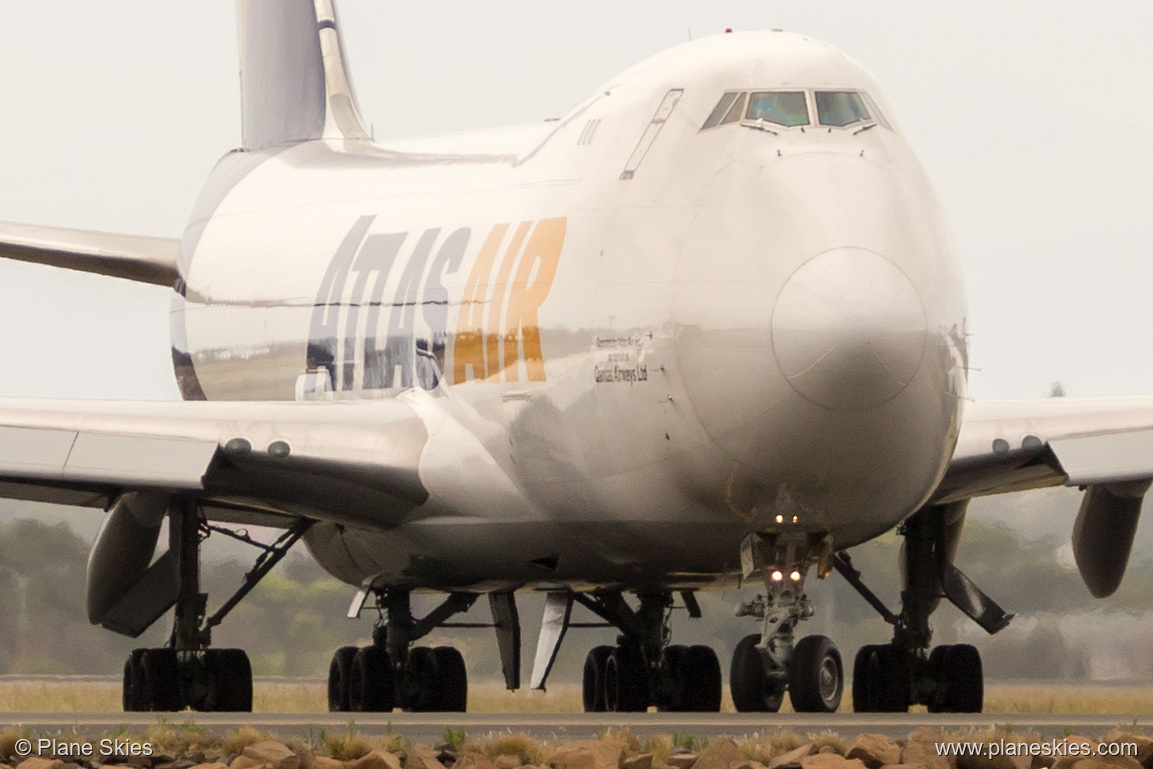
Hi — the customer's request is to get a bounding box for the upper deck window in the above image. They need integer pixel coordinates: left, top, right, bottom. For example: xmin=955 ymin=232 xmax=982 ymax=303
xmin=746 ymin=91 xmax=809 ymax=127
xmin=815 ymin=91 xmax=871 ymax=127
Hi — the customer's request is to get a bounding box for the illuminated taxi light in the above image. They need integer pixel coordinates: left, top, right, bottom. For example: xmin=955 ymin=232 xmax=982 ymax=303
xmin=790 ymin=570 xmax=802 ymax=581
xmin=792 ymin=515 xmax=798 ymax=523
xmin=775 ymin=515 xmax=783 ymax=523
xmin=771 ymin=570 xmax=783 ymax=582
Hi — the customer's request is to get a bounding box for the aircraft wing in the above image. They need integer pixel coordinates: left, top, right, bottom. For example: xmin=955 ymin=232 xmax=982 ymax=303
xmin=0 ymin=221 xmax=178 ymax=286
xmin=0 ymin=396 xmax=429 ymax=528
xmin=933 ymin=395 xmax=1153 ymax=504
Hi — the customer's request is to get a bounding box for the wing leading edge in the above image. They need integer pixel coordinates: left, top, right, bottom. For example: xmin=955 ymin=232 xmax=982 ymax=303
xmin=934 ymin=395 xmax=1153 ymax=503
xmin=0 ymin=221 xmax=178 ymax=286
xmin=935 ymin=395 xmax=1153 ymax=599
xmin=0 ymin=397 xmax=429 ymax=529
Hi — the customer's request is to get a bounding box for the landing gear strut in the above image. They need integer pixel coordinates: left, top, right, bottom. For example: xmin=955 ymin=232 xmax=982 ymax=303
xmin=838 ymin=501 xmax=1011 ymax=713
xmin=327 ymin=590 xmax=474 ymax=712
xmin=573 ymin=591 xmax=721 ymax=712
xmin=729 ymin=532 xmax=843 ymax=713
xmin=121 ymin=498 xmax=311 ymax=711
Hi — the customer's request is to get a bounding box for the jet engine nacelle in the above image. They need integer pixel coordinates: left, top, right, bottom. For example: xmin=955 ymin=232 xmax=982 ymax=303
xmin=86 ymin=492 xmax=169 ymax=625
xmin=1072 ymin=480 xmax=1150 ymax=598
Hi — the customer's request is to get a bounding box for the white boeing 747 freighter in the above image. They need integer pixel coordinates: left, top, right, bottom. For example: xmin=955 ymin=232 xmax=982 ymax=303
xmin=0 ymin=1 xmax=1149 ymax=714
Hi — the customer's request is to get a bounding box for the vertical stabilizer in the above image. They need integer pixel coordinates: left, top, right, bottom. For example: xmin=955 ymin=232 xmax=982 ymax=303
xmin=238 ymin=0 xmax=370 ymax=150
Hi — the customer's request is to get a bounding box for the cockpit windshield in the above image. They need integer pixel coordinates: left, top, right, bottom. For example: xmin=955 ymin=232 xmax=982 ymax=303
xmin=815 ymin=91 xmax=871 ymax=127
xmin=700 ymin=88 xmax=887 ymax=132
xmin=746 ymin=92 xmax=809 ymax=127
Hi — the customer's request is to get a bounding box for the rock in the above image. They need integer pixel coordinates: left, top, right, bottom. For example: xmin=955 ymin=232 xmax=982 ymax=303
xmin=771 ymin=747 xmax=818 ymax=769
xmin=546 ymin=743 xmax=621 ymax=769
xmin=17 ymin=760 xmax=64 ymax=769
xmin=190 ymin=764 xmax=230 ymax=769
xmin=881 ymin=765 xmax=929 ymax=769
xmin=1059 ymin=759 xmax=1143 ymax=769
xmin=802 ymin=757 xmax=867 ymax=769
xmin=694 ymin=740 xmax=746 ymax=769
xmin=903 ymin=731 xmax=954 ymax=769
xmin=957 ymin=753 xmax=1031 ymax=769
xmin=623 ymin=756 xmax=654 ymax=769
xmin=406 ymin=749 xmax=447 ymax=769
xmin=351 ymin=754 xmax=402 ymax=769
xmin=1120 ymin=737 xmax=1153 ymax=769
xmin=849 ymin=737 xmax=902 ymax=769
xmin=494 ymin=758 xmax=521 ymax=769
xmin=231 ymin=745 xmax=301 ymax=769
xmin=735 ymin=762 xmax=770 ymax=769
xmin=455 ymin=755 xmax=498 ymax=769
xmin=667 ymin=758 xmax=697 ymax=769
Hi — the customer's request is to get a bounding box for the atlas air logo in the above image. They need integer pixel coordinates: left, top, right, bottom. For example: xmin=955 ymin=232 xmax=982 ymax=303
xmin=307 ymin=216 xmax=566 ymax=392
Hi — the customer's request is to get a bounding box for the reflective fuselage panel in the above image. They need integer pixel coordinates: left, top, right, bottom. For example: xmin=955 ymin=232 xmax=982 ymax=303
xmin=174 ymin=32 xmax=966 ymax=591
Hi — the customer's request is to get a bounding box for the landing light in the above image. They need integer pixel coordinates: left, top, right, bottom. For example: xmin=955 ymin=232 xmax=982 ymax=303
xmin=771 ymin=570 xmax=783 ymax=582
xmin=790 ymin=570 xmax=801 ymax=582
xmin=775 ymin=515 xmax=783 ymax=523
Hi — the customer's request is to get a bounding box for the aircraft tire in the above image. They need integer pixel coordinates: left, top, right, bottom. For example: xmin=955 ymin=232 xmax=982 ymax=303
xmin=680 ymin=644 xmax=722 ymax=712
xmin=656 ymin=644 xmax=687 ymax=711
xmin=604 ymin=642 xmax=647 ymax=712
xmin=205 ymin=648 xmax=253 ymax=712
xmin=406 ymin=646 xmax=440 ymax=712
xmin=142 ymin=648 xmax=181 ymax=711
xmin=122 ymin=649 xmax=147 ymax=712
xmin=928 ymin=644 xmax=983 ymax=713
xmin=730 ymin=634 xmax=784 ymax=712
xmin=787 ymin=635 xmax=843 ymax=713
xmin=349 ymin=645 xmax=394 ymax=712
xmin=327 ymin=645 xmax=359 ymax=711
xmin=852 ymin=644 xmax=908 ymax=713
xmin=851 ymin=645 xmax=879 ymax=712
xmin=432 ymin=646 xmax=468 ymax=712
xmin=582 ymin=645 xmax=614 ymax=712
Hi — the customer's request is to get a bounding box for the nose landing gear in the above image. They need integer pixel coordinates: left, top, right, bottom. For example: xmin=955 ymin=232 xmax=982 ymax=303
xmin=728 ymin=532 xmax=844 ymax=713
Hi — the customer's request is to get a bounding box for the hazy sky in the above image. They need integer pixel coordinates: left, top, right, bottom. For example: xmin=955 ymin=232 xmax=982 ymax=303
xmin=0 ymin=2 xmax=1150 ymax=401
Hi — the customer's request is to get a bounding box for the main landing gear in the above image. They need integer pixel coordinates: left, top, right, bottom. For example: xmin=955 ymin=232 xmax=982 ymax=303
xmin=326 ymin=590 xmax=478 ymax=712
xmin=573 ymin=591 xmax=721 ymax=712
xmin=121 ymin=498 xmax=312 ymax=711
xmin=836 ymin=502 xmax=1012 ymax=713
xmin=728 ymin=532 xmax=844 ymax=713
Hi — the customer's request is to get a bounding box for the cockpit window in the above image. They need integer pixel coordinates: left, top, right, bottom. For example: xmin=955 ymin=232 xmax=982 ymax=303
xmin=702 ymin=92 xmax=740 ymax=129
xmin=746 ymin=91 xmax=809 ymax=127
xmin=721 ymin=93 xmax=746 ymax=125
xmin=702 ymin=92 xmax=747 ymax=129
xmin=815 ymin=91 xmax=871 ymax=127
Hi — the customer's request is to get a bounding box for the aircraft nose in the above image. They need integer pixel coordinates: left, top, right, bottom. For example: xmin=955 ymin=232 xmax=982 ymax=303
xmin=772 ymin=248 xmax=927 ymax=411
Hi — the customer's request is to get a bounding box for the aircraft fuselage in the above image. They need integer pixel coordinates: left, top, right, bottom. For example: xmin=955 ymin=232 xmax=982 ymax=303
xmin=173 ymin=31 xmax=967 ymax=591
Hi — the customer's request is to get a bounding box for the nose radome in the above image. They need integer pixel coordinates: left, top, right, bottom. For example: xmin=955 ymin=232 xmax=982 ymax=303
xmin=772 ymin=248 xmax=927 ymax=411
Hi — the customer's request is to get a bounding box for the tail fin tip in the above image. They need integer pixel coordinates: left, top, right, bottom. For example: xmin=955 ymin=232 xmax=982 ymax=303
xmin=238 ymin=0 xmax=370 ymax=151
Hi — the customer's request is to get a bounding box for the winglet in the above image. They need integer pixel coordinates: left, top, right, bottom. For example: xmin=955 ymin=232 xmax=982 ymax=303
xmin=238 ymin=0 xmax=370 ymax=150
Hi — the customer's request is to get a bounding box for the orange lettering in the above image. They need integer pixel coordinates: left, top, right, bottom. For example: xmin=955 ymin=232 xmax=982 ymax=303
xmin=487 ymin=222 xmax=530 ymax=383
xmin=506 ymin=218 xmax=566 ymax=381
xmin=452 ymin=224 xmax=507 ymax=383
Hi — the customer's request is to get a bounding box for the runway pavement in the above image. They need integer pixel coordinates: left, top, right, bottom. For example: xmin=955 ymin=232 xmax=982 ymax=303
xmin=2 ymin=713 xmax=1152 ymax=742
